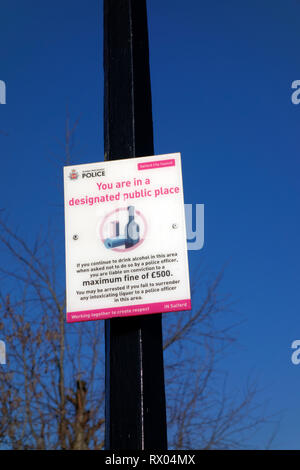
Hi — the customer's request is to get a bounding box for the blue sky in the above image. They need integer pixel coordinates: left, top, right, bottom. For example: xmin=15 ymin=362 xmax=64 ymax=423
xmin=1 ymin=0 xmax=300 ymax=449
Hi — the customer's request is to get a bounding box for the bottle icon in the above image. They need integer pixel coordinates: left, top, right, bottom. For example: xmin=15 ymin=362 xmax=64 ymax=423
xmin=125 ymin=206 xmax=140 ymax=248
xmin=103 ymin=205 xmax=140 ymax=250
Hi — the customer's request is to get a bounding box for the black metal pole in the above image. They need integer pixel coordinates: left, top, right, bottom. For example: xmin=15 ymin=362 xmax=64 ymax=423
xmin=103 ymin=0 xmax=168 ymax=450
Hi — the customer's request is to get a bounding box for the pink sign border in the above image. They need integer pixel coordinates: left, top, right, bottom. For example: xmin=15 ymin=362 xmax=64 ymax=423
xmin=67 ymin=298 xmax=191 ymax=323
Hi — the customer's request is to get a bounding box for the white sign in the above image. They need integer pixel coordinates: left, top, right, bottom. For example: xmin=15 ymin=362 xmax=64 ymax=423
xmin=63 ymin=153 xmax=191 ymax=323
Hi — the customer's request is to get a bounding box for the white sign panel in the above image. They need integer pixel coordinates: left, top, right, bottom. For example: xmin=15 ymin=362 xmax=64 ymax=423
xmin=63 ymin=153 xmax=191 ymax=322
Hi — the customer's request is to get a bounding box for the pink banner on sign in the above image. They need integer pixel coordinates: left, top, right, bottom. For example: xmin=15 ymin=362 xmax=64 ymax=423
xmin=67 ymin=299 xmax=191 ymax=323
xmin=137 ymin=159 xmax=175 ymax=170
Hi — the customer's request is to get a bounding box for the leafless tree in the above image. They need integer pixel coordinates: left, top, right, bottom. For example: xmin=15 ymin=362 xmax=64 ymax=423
xmin=0 ymin=117 xmax=278 ymax=449
xmin=0 ymin=215 xmax=277 ymax=449
xmin=0 ymin=217 xmax=105 ymax=449
xmin=162 ymin=265 xmax=278 ymax=449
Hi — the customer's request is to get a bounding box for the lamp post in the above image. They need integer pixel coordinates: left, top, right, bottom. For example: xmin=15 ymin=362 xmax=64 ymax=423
xmin=104 ymin=0 xmax=168 ymax=450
